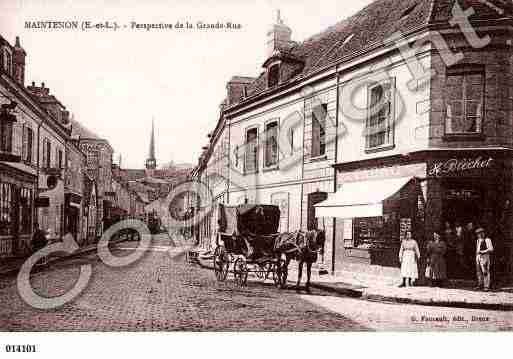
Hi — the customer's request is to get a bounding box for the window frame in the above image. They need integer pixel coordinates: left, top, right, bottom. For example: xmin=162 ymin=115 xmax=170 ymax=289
xmin=243 ymin=125 xmax=259 ymax=175
xmin=311 ymin=103 xmax=328 ymax=159
xmin=364 ymin=78 xmax=396 ymax=153
xmin=264 ymin=118 xmax=279 ymax=170
xmin=444 ymin=65 xmax=485 ymax=138
xmin=0 ymin=120 xmax=13 ymax=153
xmin=268 ymin=63 xmax=280 ymax=88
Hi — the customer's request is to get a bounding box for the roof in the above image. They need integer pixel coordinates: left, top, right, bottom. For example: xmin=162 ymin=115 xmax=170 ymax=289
xmin=238 ymin=0 xmax=513 ymax=102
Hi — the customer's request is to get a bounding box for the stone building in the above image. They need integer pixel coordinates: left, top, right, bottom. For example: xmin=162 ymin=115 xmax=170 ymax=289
xmin=0 ymin=35 xmax=73 ymax=257
xmin=70 ymin=118 xmax=114 ymax=241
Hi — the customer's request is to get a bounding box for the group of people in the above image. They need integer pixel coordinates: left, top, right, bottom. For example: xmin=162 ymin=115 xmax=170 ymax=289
xmin=398 ymin=221 xmax=494 ymax=291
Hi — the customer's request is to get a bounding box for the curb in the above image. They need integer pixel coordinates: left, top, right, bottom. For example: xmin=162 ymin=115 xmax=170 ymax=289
xmin=0 ymin=238 xmax=125 ymax=278
xmin=310 ymin=282 xmax=513 ymax=311
xmin=197 ymin=258 xmax=513 ymax=311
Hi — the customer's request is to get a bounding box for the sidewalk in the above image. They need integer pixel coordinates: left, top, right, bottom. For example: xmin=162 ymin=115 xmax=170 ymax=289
xmin=0 ymin=235 xmax=126 ymax=277
xmin=196 ymin=255 xmax=513 ymax=311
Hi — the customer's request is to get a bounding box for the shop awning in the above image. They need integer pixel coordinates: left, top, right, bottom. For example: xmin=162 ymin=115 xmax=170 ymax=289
xmin=315 ymin=176 xmax=414 ymax=218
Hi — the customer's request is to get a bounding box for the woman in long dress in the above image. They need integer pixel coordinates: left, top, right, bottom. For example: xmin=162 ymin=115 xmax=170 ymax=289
xmin=398 ymin=231 xmax=421 ymax=287
xmin=426 ymin=230 xmax=447 ymax=287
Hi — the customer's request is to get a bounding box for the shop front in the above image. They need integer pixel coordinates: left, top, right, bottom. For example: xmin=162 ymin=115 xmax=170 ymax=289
xmin=0 ymin=161 xmax=36 ymax=257
xmin=320 ymin=150 xmax=512 ymax=283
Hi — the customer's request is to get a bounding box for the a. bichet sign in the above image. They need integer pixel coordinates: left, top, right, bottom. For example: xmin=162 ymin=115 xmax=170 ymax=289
xmin=428 ymin=156 xmax=494 ymax=177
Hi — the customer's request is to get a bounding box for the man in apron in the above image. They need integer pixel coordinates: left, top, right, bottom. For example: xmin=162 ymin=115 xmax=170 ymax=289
xmin=475 ymin=227 xmax=494 ymax=291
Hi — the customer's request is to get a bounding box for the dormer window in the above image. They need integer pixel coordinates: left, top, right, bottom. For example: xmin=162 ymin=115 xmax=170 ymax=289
xmin=268 ymin=63 xmax=280 ymax=88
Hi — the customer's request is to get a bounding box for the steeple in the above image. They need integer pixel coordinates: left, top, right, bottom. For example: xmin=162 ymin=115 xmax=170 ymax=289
xmin=145 ymin=118 xmax=156 ymax=171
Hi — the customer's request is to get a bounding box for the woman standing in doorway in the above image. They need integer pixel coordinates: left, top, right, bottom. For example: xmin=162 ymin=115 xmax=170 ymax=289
xmin=398 ymin=231 xmax=421 ymax=287
xmin=426 ymin=230 xmax=448 ymax=287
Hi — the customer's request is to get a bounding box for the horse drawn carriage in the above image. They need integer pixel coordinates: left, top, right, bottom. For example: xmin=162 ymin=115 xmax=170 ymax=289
xmin=212 ymin=204 xmax=326 ymax=290
xmin=212 ymin=204 xmax=288 ymax=287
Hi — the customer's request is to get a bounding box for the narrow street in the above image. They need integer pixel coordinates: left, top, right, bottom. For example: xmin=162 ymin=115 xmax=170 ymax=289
xmin=0 ymin=235 xmax=511 ymax=331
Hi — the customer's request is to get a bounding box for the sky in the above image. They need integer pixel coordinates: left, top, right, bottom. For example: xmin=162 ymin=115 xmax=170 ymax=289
xmin=0 ymin=0 xmax=374 ymax=169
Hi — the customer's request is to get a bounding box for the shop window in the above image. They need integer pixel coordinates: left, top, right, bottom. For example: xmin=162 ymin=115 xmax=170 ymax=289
xmin=0 ymin=120 xmax=13 ymax=153
xmin=19 ymin=187 xmax=32 ymax=235
xmin=353 ymin=215 xmax=399 ymax=249
xmin=0 ymin=182 xmax=14 ymax=236
xmin=365 ymin=79 xmax=395 ymax=151
xmin=307 ymin=191 xmax=328 ymax=230
xmin=311 ymin=104 xmax=327 ymax=158
xmin=445 ymin=66 xmax=484 ymax=135
xmin=244 ymin=127 xmax=258 ymax=174
xmin=268 ymin=64 xmax=280 ymax=88
xmin=264 ymin=121 xmax=278 ymax=168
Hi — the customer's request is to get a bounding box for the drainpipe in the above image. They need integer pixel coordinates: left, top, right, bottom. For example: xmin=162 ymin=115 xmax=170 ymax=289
xmin=332 ymin=64 xmax=341 ymax=275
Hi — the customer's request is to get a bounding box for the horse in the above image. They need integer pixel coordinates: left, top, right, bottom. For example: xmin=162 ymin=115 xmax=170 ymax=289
xmin=275 ymin=229 xmax=326 ymax=292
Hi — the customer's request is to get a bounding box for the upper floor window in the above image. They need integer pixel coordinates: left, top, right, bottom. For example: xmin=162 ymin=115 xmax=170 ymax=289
xmin=268 ymin=64 xmax=280 ymax=88
xmin=2 ymin=49 xmax=12 ymax=75
xmin=445 ymin=66 xmax=484 ymax=135
xmin=264 ymin=121 xmax=278 ymax=168
xmin=365 ymin=79 xmax=395 ymax=150
xmin=22 ymin=125 xmax=33 ymax=163
xmin=0 ymin=120 xmax=13 ymax=153
xmin=42 ymin=138 xmax=51 ymax=168
xmin=244 ymin=127 xmax=258 ymax=173
xmin=311 ymin=104 xmax=327 ymax=157
xmin=58 ymin=149 xmax=63 ymax=169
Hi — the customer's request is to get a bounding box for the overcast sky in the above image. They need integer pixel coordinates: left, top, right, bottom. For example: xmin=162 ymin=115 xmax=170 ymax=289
xmin=0 ymin=0 xmax=373 ymax=169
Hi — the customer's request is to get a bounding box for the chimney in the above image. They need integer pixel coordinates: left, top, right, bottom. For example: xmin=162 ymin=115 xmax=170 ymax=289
xmin=226 ymin=76 xmax=254 ymax=105
xmin=266 ymin=10 xmax=292 ymax=59
xmin=13 ymin=36 xmax=26 ymax=86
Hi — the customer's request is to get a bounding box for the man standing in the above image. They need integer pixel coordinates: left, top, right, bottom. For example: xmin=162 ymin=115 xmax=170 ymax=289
xmin=475 ymin=227 xmax=494 ymax=291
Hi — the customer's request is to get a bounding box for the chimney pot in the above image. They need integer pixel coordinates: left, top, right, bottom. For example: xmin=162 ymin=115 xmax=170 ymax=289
xmin=31 ymin=81 xmax=35 ymax=86
xmin=41 ymin=82 xmax=45 ymax=88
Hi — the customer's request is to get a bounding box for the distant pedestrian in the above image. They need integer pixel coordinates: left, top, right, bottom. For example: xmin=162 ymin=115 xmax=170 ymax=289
xmin=398 ymin=231 xmax=420 ymax=287
xmin=426 ymin=230 xmax=447 ymax=287
xmin=475 ymin=227 xmax=494 ymax=291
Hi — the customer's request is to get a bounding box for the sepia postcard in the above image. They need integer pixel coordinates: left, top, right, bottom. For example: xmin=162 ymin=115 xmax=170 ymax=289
xmin=0 ymin=0 xmax=513 ymax=356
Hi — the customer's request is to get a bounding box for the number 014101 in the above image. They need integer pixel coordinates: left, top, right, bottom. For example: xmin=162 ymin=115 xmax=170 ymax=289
xmin=5 ymin=345 xmax=36 ymax=353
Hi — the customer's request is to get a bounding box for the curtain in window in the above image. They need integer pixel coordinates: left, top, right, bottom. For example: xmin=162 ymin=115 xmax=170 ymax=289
xmin=265 ymin=122 xmax=278 ymax=167
xmin=445 ymin=71 xmax=483 ymax=134
xmin=245 ymin=129 xmax=258 ymax=173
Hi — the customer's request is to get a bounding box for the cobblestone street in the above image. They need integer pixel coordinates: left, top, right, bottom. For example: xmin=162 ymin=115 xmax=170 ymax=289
xmin=0 ymin=236 xmax=512 ymax=331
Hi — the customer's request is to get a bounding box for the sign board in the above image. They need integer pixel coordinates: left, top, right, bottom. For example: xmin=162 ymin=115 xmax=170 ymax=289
xmin=428 ymin=156 xmax=493 ymax=177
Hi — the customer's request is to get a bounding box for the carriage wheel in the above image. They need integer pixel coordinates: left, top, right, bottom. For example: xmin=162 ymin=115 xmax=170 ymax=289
xmin=273 ymin=259 xmax=288 ymax=288
xmin=213 ymin=246 xmax=229 ymax=281
xmin=233 ymin=258 xmax=248 ymax=287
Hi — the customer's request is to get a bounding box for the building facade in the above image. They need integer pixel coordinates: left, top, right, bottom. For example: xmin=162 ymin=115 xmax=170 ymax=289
xmin=193 ymin=0 xmax=513 ymax=283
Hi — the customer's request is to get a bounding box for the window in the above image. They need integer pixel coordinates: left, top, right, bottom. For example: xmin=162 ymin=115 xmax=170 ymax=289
xmin=244 ymin=128 xmax=258 ymax=173
xmin=0 ymin=182 xmax=14 ymax=236
xmin=0 ymin=120 xmax=13 ymax=153
xmin=311 ymin=104 xmax=327 ymax=157
xmin=365 ymin=80 xmax=395 ymax=150
xmin=19 ymin=187 xmax=33 ymax=235
xmin=445 ymin=66 xmax=484 ymax=135
xmin=22 ymin=125 xmax=33 ymax=163
xmin=3 ymin=49 xmax=12 ymax=75
xmin=264 ymin=121 xmax=278 ymax=168
xmin=268 ymin=64 xmax=280 ymax=88
xmin=58 ymin=149 xmax=63 ymax=169
xmin=42 ymin=138 xmax=51 ymax=168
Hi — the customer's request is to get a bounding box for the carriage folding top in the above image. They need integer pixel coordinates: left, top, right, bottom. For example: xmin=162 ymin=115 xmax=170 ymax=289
xmin=217 ymin=204 xmax=281 ymax=259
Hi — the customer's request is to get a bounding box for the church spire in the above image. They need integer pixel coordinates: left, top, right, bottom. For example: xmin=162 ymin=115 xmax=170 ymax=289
xmin=146 ymin=118 xmax=157 ymax=170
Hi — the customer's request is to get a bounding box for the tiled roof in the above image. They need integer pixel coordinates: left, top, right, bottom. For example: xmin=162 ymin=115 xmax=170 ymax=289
xmin=241 ymin=0 xmax=512 ymax=102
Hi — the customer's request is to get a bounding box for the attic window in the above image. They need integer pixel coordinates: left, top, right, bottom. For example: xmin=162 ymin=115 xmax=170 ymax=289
xmin=268 ymin=64 xmax=280 ymax=88
xmin=400 ymin=3 xmax=417 ymax=19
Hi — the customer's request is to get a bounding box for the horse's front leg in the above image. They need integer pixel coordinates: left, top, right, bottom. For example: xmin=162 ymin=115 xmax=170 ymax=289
xmin=281 ymin=256 xmax=290 ymax=289
xmin=296 ymin=260 xmax=303 ymax=291
xmin=305 ymin=261 xmax=312 ymax=293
